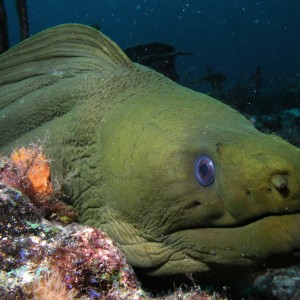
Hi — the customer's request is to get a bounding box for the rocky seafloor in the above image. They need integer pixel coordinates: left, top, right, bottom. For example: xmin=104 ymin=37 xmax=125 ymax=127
xmin=1 ymin=108 xmax=300 ymax=300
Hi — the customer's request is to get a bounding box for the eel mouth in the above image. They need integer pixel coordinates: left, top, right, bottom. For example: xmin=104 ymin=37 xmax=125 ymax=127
xmin=218 ymin=210 xmax=300 ymax=228
xmin=133 ymin=213 xmax=300 ymax=286
xmin=149 ymin=213 xmax=300 ymax=276
xmin=201 ymin=212 xmax=300 ymax=255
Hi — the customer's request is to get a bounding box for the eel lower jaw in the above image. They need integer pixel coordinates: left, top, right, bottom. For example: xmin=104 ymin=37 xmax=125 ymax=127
xmin=145 ymin=213 xmax=300 ymax=276
xmin=101 ymin=210 xmax=300 ymax=277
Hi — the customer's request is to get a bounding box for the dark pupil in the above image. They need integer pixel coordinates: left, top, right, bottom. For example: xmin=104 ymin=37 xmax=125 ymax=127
xmin=200 ymin=163 xmax=209 ymax=177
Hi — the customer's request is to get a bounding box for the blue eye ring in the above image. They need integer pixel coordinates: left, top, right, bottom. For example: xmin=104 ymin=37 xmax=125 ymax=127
xmin=194 ymin=155 xmax=215 ymax=186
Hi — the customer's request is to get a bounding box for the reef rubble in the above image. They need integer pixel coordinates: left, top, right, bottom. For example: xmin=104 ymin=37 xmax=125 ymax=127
xmin=0 ymin=183 xmax=142 ymax=299
xmin=254 ymin=265 xmax=300 ymax=300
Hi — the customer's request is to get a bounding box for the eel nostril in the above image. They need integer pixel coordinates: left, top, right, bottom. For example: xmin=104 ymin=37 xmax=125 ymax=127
xmin=271 ymin=174 xmax=287 ymax=190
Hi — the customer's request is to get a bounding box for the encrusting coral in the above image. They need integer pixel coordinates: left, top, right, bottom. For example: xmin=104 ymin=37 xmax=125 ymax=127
xmin=10 ymin=147 xmax=53 ymax=199
xmin=0 ymin=145 xmax=52 ymax=200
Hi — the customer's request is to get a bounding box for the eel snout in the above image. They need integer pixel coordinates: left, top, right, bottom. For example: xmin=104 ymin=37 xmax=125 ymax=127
xmin=216 ymin=134 xmax=300 ymax=223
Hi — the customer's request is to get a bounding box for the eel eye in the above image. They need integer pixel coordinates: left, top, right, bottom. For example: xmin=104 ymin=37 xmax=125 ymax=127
xmin=194 ymin=155 xmax=215 ymax=186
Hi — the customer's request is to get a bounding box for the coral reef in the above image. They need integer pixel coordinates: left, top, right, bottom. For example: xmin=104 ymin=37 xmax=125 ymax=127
xmin=251 ymin=108 xmax=300 ymax=147
xmin=0 ymin=183 xmax=143 ymax=299
xmin=254 ymin=264 xmax=300 ymax=300
xmin=193 ymin=65 xmax=299 ymax=118
xmin=201 ymin=64 xmax=226 ymax=100
xmin=124 ymin=42 xmax=192 ymax=82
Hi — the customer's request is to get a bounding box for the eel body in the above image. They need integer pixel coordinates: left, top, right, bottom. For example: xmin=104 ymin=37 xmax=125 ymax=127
xmin=1 ymin=24 xmax=300 ymax=277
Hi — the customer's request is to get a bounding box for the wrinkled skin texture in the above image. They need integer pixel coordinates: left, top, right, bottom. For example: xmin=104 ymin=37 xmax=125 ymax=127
xmin=1 ymin=24 xmax=300 ymax=277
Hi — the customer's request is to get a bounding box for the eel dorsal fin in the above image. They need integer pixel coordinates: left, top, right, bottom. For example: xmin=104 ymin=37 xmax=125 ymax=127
xmin=0 ymin=23 xmax=133 ymax=109
xmin=0 ymin=24 xmax=133 ymax=147
xmin=0 ymin=23 xmax=132 ymax=83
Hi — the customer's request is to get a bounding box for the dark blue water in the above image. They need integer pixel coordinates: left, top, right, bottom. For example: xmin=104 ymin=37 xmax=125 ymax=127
xmin=4 ymin=0 xmax=300 ymax=94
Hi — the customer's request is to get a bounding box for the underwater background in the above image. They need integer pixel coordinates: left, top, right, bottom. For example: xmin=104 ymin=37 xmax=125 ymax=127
xmin=3 ymin=0 xmax=300 ymax=94
xmin=1 ymin=1 xmax=300 ymax=300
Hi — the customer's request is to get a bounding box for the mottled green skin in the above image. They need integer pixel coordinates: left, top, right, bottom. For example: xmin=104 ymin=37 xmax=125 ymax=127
xmin=1 ymin=24 xmax=300 ymax=277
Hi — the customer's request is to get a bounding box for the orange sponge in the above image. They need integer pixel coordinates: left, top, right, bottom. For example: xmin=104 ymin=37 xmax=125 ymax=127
xmin=10 ymin=147 xmax=53 ymax=197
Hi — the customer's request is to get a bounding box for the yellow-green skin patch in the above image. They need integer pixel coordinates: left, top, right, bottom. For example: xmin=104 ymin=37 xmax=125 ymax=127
xmin=1 ymin=24 xmax=300 ymax=277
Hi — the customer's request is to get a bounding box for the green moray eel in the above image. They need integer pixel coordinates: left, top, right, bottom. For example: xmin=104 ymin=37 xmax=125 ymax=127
xmin=1 ymin=24 xmax=300 ymax=277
